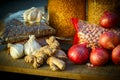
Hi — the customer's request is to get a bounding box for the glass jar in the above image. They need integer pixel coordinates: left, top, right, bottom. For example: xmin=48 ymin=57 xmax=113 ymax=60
xmin=48 ymin=0 xmax=86 ymax=40
xmin=87 ymin=0 xmax=120 ymax=24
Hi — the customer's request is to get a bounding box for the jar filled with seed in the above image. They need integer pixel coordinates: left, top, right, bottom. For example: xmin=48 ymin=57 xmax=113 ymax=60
xmin=48 ymin=0 xmax=86 ymax=40
xmin=87 ymin=0 xmax=120 ymax=24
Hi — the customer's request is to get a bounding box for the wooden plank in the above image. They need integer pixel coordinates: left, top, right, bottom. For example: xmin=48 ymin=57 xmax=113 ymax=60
xmin=0 ymin=48 xmax=120 ymax=80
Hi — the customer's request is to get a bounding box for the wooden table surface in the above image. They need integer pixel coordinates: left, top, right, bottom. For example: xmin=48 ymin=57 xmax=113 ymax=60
xmin=0 ymin=43 xmax=120 ymax=80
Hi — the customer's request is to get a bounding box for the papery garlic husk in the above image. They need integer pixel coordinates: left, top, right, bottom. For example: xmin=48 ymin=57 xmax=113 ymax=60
xmin=7 ymin=43 xmax=24 ymax=59
xmin=24 ymin=35 xmax=41 ymax=56
xmin=23 ymin=7 xmax=42 ymax=24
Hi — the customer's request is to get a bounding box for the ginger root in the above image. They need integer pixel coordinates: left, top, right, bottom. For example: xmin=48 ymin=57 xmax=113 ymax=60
xmin=24 ymin=55 xmax=40 ymax=68
xmin=24 ymin=51 xmax=48 ymax=68
xmin=35 ymin=50 xmax=48 ymax=64
xmin=49 ymin=63 xmax=59 ymax=71
xmin=46 ymin=36 xmax=56 ymax=45
xmin=33 ymin=57 xmax=40 ymax=68
xmin=39 ymin=45 xmax=57 ymax=56
xmin=47 ymin=56 xmax=66 ymax=71
xmin=24 ymin=55 xmax=35 ymax=63
xmin=46 ymin=36 xmax=60 ymax=49
xmin=38 ymin=36 xmax=60 ymax=56
xmin=24 ymin=36 xmax=67 ymax=70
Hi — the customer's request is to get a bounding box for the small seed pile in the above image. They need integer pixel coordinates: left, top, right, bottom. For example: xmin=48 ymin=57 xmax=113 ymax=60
xmin=77 ymin=20 xmax=120 ymax=48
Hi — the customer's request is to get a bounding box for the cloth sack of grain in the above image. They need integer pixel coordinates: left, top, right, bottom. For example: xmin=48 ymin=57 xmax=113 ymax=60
xmin=71 ymin=18 xmax=120 ymax=48
xmin=0 ymin=10 xmax=55 ymax=44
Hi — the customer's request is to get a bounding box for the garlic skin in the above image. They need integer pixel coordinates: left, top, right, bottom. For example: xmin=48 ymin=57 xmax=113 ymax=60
xmin=8 ymin=43 xmax=24 ymax=59
xmin=23 ymin=7 xmax=42 ymax=24
xmin=24 ymin=35 xmax=41 ymax=56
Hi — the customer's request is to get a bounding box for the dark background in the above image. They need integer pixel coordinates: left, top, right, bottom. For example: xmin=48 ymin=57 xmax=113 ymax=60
xmin=0 ymin=0 xmax=69 ymax=80
xmin=0 ymin=0 xmax=48 ymax=20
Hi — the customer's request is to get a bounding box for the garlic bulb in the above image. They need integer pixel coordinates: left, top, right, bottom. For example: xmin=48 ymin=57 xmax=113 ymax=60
xmin=23 ymin=7 xmax=42 ymax=24
xmin=24 ymin=35 xmax=41 ymax=56
xmin=7 ymin=43 xmax=24 ymax=59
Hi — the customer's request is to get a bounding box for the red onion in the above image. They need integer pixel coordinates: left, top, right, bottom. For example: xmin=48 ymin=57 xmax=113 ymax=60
xmin=99 ymin=32 xmax=120 ymax=50
xmin=68 ymin=43 xmax=89 ymax=64
xmin=112 ymin=45 xmax=120 ymax=65
xmin=90 ymin=48 xmax=109 ymax=66
xmin=99 ymin=11 xmax=119 ymax=28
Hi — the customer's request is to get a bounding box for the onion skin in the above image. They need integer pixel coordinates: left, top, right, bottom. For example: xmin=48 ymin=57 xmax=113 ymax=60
xmin=112 ymin=45 xmax=120 ymax=65
xmin=99 ymin=11 xmax=119 ymax=28
xmin=68 ymin=44 xmax=89 ymax=64
xmin=99 ymin=32 xmax=120 ymax=50
xmin=90 ymin=48 xmax=109 ymax=66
